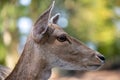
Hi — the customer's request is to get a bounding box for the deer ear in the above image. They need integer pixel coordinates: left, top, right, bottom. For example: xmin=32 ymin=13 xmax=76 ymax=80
xmin=32 ymin=1 xmax=55 ymax=43
xmin=50 ymin=13 xmax=60 ymax=24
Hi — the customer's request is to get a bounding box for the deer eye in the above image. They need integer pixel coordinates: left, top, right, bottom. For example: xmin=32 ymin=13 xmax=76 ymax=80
xmin=57 ymin=35 xmax=67 ymax=42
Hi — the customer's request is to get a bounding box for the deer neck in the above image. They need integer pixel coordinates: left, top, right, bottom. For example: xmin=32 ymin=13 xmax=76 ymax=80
xmin=5 ymin=37 xmax=51 ymax=80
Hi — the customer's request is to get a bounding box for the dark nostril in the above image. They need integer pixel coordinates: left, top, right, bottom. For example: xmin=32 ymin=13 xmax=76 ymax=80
xmin=98 ymin=55 xmax=105 ymax=61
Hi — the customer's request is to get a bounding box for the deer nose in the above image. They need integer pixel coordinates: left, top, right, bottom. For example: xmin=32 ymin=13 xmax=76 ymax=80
xmin=97 ymin=55 xmax=105 ymax=61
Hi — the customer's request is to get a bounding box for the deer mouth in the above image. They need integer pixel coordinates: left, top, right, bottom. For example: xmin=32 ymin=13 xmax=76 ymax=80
xmin=88 ymin=64 xmax=101 ymax=67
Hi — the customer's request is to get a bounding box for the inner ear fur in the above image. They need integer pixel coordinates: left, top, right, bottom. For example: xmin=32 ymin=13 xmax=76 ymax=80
xmin=50 ymin=13 xmax=60 ymax=24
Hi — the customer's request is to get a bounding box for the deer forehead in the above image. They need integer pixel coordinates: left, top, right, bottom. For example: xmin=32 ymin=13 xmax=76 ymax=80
xmin=49 ymin=23 xmax=67 ymax=36
xmin=49 ymin=23 xmax=63 ymax=31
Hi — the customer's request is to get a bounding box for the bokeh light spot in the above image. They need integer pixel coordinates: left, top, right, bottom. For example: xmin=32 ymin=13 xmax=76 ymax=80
xmin=19 ymin=0 xmax=31 ymax=6
xmin=57 ymin=17 xmax=68 ymax=28
xmin=17 ymin=17 xmax=32 ymax=34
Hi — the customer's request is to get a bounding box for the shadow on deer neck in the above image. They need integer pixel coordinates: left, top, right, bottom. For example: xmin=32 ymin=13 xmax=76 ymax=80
xmin=5 ymin=36 xmax=52 ymax=80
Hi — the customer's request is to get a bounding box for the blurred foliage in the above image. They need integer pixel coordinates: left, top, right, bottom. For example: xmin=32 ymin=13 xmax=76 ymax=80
xmin=0 ymin=0 xmax=120 ymax=69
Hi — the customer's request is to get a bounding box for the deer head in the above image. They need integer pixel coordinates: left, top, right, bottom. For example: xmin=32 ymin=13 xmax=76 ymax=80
xmin=4 ymin=1 xmax=105 ymax=80
xmin=31 ymin=1 xmax=105 ymax=71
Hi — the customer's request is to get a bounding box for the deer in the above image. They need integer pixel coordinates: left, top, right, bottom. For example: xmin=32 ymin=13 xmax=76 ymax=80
xmin=0 ymin=1 xmax=105 ymax=80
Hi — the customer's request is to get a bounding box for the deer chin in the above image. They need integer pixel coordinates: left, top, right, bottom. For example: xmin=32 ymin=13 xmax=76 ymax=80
xmin=86 ymin=64 xmax=103 ymax=71
xmin=58 ymin=64 xmax=102 ymax=71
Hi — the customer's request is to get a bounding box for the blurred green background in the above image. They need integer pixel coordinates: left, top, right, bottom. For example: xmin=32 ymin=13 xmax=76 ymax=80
xmin=0 ymin=0 xmax=120 ymax=73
